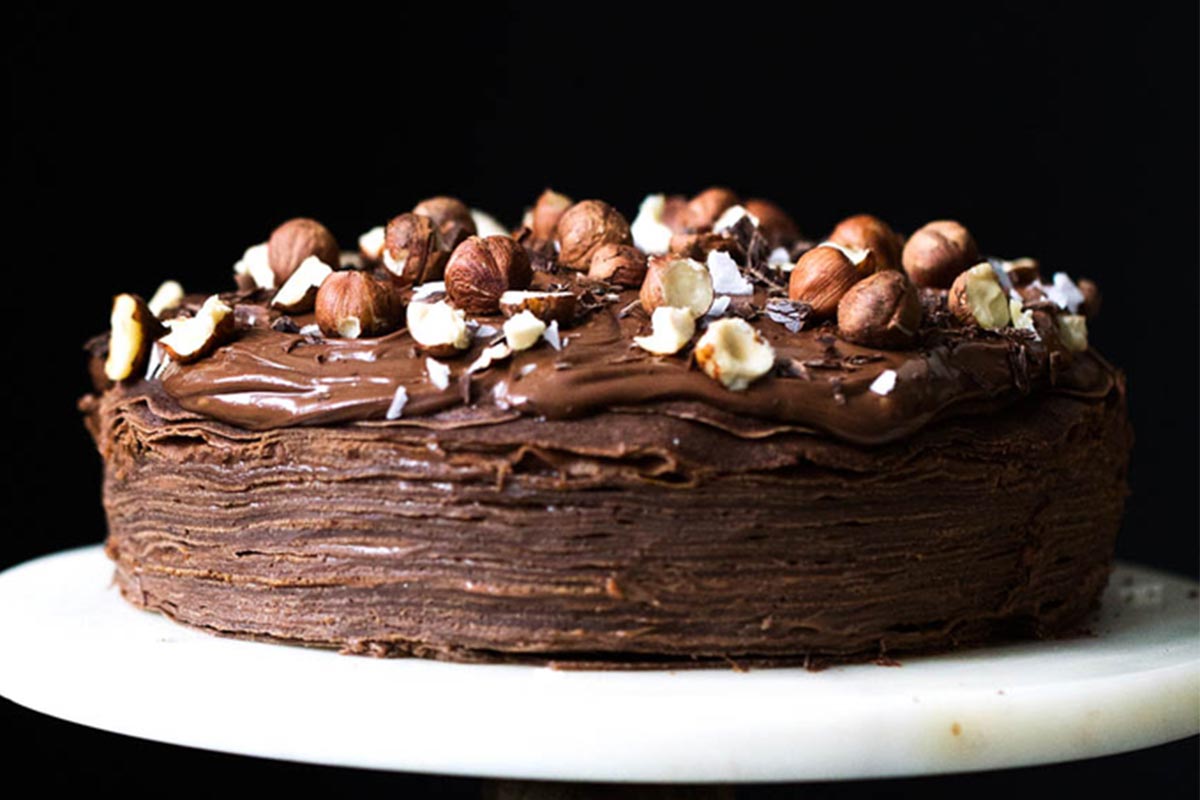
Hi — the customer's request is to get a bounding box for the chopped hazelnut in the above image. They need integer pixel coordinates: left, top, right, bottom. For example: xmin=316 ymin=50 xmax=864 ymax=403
xmin=639 ymin=256 xmax=715 ymax=318
xmin=633 ymin=307 xmax=696 ymax=355
xmin=503 ymin=310 xmax=547 ymax=352
xmin=949 ymin=263 xmax=1011 ymax=329
xmin=694 ymin=318 xmax=776 ymax=391
xmin=159 ymin=295 xmax=235 ymax=362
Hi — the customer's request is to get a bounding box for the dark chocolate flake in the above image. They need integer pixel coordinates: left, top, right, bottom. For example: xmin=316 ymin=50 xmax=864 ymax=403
xmin=764 ymin=299 xmax=812 ymax=333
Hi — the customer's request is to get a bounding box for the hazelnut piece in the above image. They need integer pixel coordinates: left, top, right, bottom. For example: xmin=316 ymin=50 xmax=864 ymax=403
xmin=413 ymin=196 xmax=477 ymax=250
xmin=159 ymin=295 xmax=235 ymax=363
xmin=105 ymin=294 xmax=164 ymax=382
xmin=1057 ymin=314 xmax=1089 ymax=352
xmin=684 ymin=187 xmax=739 ymax=230
xmin=829 ymin=214 xmax=903 ymax=272
xmin=445 ymin=236 xmax=533 ymax=314
xmin=902 ymin=220 xmax=979 ymax=288
xmin=268 ymin=218 xmax=340 ymax=286
xmin=1002 ymin=257 xmax=1041 ymax=287
xmin=406 ymin=299 xmax=470 ymax=356
xmin=272 ymin=255 xmax=334 ymax=313
xmin=555 ymin=200 xmax=633 ymax=270
xmin=588 ymin=243 xmax=648 ymax=286
xmin=949 ymin=263 xmax=1011 ymax=329
xmin=147 ymin=280 xmax=185 ymax=318
xmin=743 ymin=198 xmax=801 ymax=246
xmin=788 ymin=244 xmax=866 ymax=317
xmin=694 ymin=318 xmax=776 ymax=391
xmin=629 ymin=194 xmax=676 ymax=254
xmin=836 ymin=271 xmax=921 ymax=349
xmin=234 ymin=243 xmax=275 ymax=290
xmin=639 ymin=256 xmax=715 ymax=318
xmin=502 ymin=310 xmax=547 ymax=352
xmin=358 ymin=226 xmax=386 ymax=263
xmin=498 ymin=290 xmax=577 ymax=325
xmin=531 ymin=189 xmax=573 ymax=243
xmin=384 ymin=213 xmax=448 ymax=286
xmin=314 ymin=271 xmax=402 ymax=339
xmin=668 ymin=231 xmax=731 ymax=261
xmin=633 ymin=306 xmax=696 ymax=355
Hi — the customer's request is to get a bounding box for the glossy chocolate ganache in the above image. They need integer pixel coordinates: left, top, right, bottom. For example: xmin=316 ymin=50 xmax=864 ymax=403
xmin=82 ymin=191 xmax=1132 ymax=668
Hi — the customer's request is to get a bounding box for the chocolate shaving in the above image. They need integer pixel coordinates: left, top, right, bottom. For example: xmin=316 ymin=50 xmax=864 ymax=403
xmin=830 ymin=376 xmax=847 ymax=405
xmin=776 ymin=358 xmax=812 ymax=380
xmin=271 ymin=316 xmax=301 ymax=334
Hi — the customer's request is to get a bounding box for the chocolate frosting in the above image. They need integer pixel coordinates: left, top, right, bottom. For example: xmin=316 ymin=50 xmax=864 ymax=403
xmin=158 ymin=273 xmax=1116 ymax=446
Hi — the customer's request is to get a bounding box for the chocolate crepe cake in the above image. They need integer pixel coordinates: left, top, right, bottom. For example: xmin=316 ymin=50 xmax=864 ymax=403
xmin=81 ymin=189 xmax=1131 ymax=668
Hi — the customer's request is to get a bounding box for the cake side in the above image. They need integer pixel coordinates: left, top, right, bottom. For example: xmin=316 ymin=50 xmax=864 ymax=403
xmin=89 ymin=377 xmax=1130 ymax=667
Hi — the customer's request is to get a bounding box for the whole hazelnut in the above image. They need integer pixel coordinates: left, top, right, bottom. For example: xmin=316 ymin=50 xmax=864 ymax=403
xmin=314 ymin=271 xmax=402 ymax=339
xmin=743 ymin=198 xmax=801 ymax=246
xmin=836 ymin=271 xmax=921 ymax=349
xmin=268 ymin=218 xmax=340 ymax=285
xmin=531 ymin=189 xmax=573 ymax=242
xmin=788 ymin=245 xmax=864 ymax=317
xmin=554 ymin=200 xmax=632 ymax=270
xmin=445 ymin=235 xmax=533 ymax=314
xmin=1077 ymin=278 xmax=1101 ymax=319
xmin=902 ymin=220 xmax=979 ymax=288
xmin=384 ymin=213 xmax=448 ymax=286
xmin=588 ymin=243 xmax=648 ymax=286
xmin=683 ymin=187 xmax=739 ymax=231
xmin=829 ymin=214 xmax=903 ymax=273
xmin=413 ymin=196 xmax=477 ymax=250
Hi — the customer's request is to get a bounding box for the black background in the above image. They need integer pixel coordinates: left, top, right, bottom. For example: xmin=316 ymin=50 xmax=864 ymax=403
xmin=5 ymin=2 xmax=1197 ymax=796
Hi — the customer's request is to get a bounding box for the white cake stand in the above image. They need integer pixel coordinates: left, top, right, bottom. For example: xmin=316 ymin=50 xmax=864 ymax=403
xmin=0 ymin=546 xmax=1196 ymax=784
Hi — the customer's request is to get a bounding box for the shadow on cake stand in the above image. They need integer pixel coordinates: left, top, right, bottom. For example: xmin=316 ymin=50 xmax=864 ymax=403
xmin=0 ymin=547 xmax=1196 ymax=798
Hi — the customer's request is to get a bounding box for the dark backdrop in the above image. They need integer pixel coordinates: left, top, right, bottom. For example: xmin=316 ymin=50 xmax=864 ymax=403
xmin=5 ymin=2 xmax=1197 ymax=796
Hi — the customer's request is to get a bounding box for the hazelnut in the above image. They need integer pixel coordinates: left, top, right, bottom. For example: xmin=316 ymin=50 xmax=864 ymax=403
xmin=668 ymin=231 xmax=730 ymax=260
xmin=902 ymin=220 xmax=979 ymax=288
xmin=407 ymin=299 xmax=470 ymax=356
xmin=314 ymin=271 xmax=402 ymax=339
xmin=531 ymin=188 xmax=573 ymax=242
xmin=633 ymin=306 xmax=696 ymax=355
xmin=630 ymin=194 xmax=676 ymax=254
xmin=159 ymin=295 xmax=235 ymax=362
xmin=1077 ymin=278 xmax=1101 ymax=319
xmin=444 ymin=235 xmax=533 ymax=314
xmin=1057 ymin=314 xmax=1089 ymax=352
xmin=234 ymin=242 xmax=275 ymax=290
xmin=683 ymin=187 xmax=739 ymax=230
xmin=413 ymin=195 xmax=477 ymax=250
xmin=694 ymin=318 xmax=776 ymax=391
xmin=1002 ymin=257 xmax=1041 ymax=287
xmin=502 ymin=310 xmax=547 ymax=352
xmin=949 ymin=263 xmax=1011 ymax=329
xmin=105 ymin=294 xmax=164 ymax=381
xmin=384 ymin=213 xmax=450 ymax=286
xmin=588 ymin=243 xmax=648 ymax=286
xmin=639 ymin=256 xmax=714 ymax=318
xmin=498 ymin=290 xmax=577 ymax=325
xmin=836 ymin=271 xmax=921 ymax=349
xmin=147 ymin=280 xmax=185 ymax=318
xmin=743 ymin=198 xmax=801 ymax=246
xmin=788 ymin=245 xmax=865 ymax=317
xmin=829 ymin=214 xmax=903 ymax=272
xmin=272 ymin=255 xmax=333 ymax=313
xmin=268 ymin=218 xmax=340 ymax=286
xmin=555 ymin=200 xmax=632 ymax=269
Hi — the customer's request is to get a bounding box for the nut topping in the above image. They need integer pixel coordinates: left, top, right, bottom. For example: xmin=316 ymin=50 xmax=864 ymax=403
xmin=498 ymin=290 xmax=577 ymax=324
xmin=629 ymin=194 xmax=675 ymax=255
xmin=555 ymin=200 xmax=633 ymax=269
xmin=445 ymin=236 xmax=534 ymax=314
xmin=502 ymin=310 xmax=547 ymax=352
xmin=234 ymin=243 xmax=274 ymax=290
xmin=413 ymin=196 xmax=477 ymax=250
xmin=829 ymin=214 xmax=902 ymax=273
xmin=743 ymin=198 xmax=801 ymax=247
xmin=588 ymin=243 xmax=648 ymax=287
xmin=1056 ymin=314 xmax=1089 ymax=352
xmin=314 ymin=271 xmax=402 ymax=339
xmin=683 ymin=187 xmax=739 ymax=230
xmin=406 ymin=299 xmax=470 ymax=356
xmin=633 ymin=307 xmax=696 ymax=355
xmin=902 ymin=220 xmax=979 ymax=288
xmin=272 ymin=255 xmax=334 ymax=313
xmin=268 ymin=218 xmax=340 ymax=286
xmin=788 ymin=244 xmax=865 ymax=317
xmin=531 ymin=189 xmax=573 ymax=243
xmin=147 ymin=280 xmax=185 ymax=318
xmin=837 ymin=271 xmax=921 ymax=349
xmin=694 ymin=318 xmax=776 ymax=391
xmin=105 ymin=294 xmax=163 ymax=382
xmin=384 ymin=213 xmax=448 ymax=286
xmin=358 ymin=226 xmax=386 ymax=263
xmin=639 ymin=256 xmax=715 ymax=318
xmin=949 ymin=263 xmax=1011 ymax=329
xmin=159 ymin=295 xmax=235 ymax=363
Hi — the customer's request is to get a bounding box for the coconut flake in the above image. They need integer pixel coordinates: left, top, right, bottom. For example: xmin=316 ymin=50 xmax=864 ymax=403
xmin=869 ymin=370 xmax=898 ymax=396
xmin=298 ymin=323 xmax=322 ymax=337
xmin=987 ymin=257 xmax=1015 ymax=294
xmin=470 ymin=209 xmax=509 ymax=238
xmin=467 ymin=342 xmax=512 ymax=374
xmin=706 ymin=250 xmax=753 ymax=296
xmin=144 ymin=343 xmax=170 ymax=381
xmin=706 ymin=295 xmax=732 ymax=318
xmin=358 ymin=226 xmax=386 ymax=260
xmin=412 ymin=281 xmax=446 ymax=302
xmin=472 ymin=323 xmax=500 ymax=339
xmin=542 ymin=319 xmax=562 ymax=351
xmin=767 ymin=247 xmax=793 ymax=270
xmin=425 ymin=358 xmax=451 ymax=390
xmin=385 ymin=386 xmax=409 ymax=420
xmin=1038 ymin=272 xmax=1086 ymax=313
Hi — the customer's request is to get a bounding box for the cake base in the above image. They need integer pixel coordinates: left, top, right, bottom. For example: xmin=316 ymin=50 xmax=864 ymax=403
xmin=1 ymin=546 xmax=1196 ymax=781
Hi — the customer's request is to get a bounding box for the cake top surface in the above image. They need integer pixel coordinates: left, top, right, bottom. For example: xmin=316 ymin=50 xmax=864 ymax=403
xmin=89 ymin=189 xmax=1118 ymax=446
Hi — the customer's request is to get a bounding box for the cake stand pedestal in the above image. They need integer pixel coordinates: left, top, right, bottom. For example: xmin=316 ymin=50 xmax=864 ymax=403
xmin=0 ymin=546 xmax=1196 ymax=787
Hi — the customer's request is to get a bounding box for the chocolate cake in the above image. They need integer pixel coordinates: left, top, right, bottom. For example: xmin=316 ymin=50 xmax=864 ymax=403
xmin=81 ymin=189 xmax=1131 ymax=668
